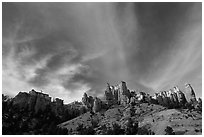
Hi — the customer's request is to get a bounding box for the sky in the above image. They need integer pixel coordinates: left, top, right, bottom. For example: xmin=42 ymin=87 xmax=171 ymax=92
xmin=2 ymin=2 xmax=202 ymax=103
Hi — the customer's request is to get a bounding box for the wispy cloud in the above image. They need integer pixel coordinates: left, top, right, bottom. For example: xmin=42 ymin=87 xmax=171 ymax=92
xmin=2 ymin=3 xmax=201 ymax=103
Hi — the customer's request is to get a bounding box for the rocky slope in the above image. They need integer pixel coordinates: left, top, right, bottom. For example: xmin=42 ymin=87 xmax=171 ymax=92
xmin=2 ymin=81 xmax=202 ymax=135
xmin=58 ymin=103 xmax=202 ymax=135
xmin=58 ymin=81 xmax=202 ymax=135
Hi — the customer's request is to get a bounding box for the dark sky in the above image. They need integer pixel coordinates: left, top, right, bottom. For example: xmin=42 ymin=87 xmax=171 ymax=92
xmin=2 ymin=3 xmax=202 ymax=103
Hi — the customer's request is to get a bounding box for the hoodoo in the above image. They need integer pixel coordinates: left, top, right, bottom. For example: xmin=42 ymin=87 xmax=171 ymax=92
xmin=185 ymin=83 xmax=197 ymax=103
xmin=82 ymin=81 xmax=200 ymax=111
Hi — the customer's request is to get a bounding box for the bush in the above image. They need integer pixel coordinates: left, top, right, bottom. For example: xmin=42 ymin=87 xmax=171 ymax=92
xmin=165 ymin=126 xmax=175 ymax=135
xmin=98 ymin=123 xmax=125 ymax=135
xmin=137 ymin=124 xmax=155 ymax=135
xmin=76 ymin=124 xmax=95 ymax=135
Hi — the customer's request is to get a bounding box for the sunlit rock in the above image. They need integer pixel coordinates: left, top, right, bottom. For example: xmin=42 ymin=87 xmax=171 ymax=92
xmin=82 ymin=93 xmax=89 ymax=106
xmin=93 ymin=97 xmax=102 ymax=113
xmin=172 ymin=87 xmax=186 ymax=107
xmin=185 ymin=84 xmax=197 ymax=104
xmin=82 ymin=92 xmax=94 ymax=110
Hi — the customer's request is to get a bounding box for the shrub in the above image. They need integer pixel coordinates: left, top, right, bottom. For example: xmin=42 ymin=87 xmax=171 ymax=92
xmin=76 ymin=123 xmax=95 ymax=135
xmin=137 ymin=124 xmax=155 ymax=135
xmin=165 ymin=126 xmax=175 ymax=135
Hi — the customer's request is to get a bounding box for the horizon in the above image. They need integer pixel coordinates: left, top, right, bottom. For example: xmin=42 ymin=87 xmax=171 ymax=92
xmin=2 ymin=2 xmax=202 ymax=104
xmin=2 ymin=81 xmax=201 ymax=104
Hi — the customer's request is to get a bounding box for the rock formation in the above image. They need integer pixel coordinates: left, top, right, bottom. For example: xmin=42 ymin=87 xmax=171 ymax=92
xmin=185 ymin=84 xmax=197 ymax=105
xmin=12 ymin=81 xmax=200 ymax=116
xmin=156 ymin=92 xmax=164 ymax=106
xmin=118 ymin=81 xmax=131 ymax=105
xmin=174 ymin=87 xmax=187 ymax=107
xmin=171 ymin=90 xmax=180 ymax=108
xmin=166 ymin=90 xmax=175 ymax=108
xmin=104 ymin=81 xmax=131 ymax=106
xmin=136 ymin=92 xmax=145 ymax=102
xmin=92 ymin=97 xmax=102 ymax=113
xmin=160 ymin=91 xmax=169 ymax=107
xmin=13 ymin=89 xmax=76 ymax=117
xmin=154 ymin=87 xmax=188 ymax=108
xmin=130 ymin=96 xmax=137 ymax=105
xmin=82 ymin=93 xmax=94 ymax=110
xmin=12 ymin=89 xmax=51 ymax=114
xmin=51 ymin=98 xmax=64 ymax=116
xmin=82 ymin=93 xmax=89 ymax=106
xmin=197 ymin=98 xmax=202 ymax=107
xmin=196 ymin=98 xmax=202 ymax=110
xmin=104 ymin=83 xmax=115 ymax=105
xmin=12 ymin=92 xmax=30 ymax=109
xmin=33 ymin=91 xmax=51 ymax=114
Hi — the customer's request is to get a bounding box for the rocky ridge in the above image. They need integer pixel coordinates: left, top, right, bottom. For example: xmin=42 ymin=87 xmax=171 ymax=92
xmin=2 ymin=90 xmax=87 ymax=135
xmin=58 ymin=81 xmax=202 ymax=135
xmin=81 ymin=81 xmax=201 ymax=113
xmin=2 ymin=81 xmax=202 ymax=135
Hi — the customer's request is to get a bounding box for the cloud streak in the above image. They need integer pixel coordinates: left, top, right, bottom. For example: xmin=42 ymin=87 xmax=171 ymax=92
xmin=2 ymin=3 xmax=202 ymax=103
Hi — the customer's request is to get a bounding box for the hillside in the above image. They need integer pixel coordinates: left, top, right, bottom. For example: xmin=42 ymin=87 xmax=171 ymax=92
xmin=58 ymin=103 xmax=202 ymax=135
xmin=2 ymin=81 xmax=202 ymax=135
xmin=58 ymin=81 xmax=202 ymax=135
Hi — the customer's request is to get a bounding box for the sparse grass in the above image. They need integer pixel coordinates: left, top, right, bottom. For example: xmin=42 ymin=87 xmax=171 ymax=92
xmin=58 ymin=103 xmax=202 ymax=135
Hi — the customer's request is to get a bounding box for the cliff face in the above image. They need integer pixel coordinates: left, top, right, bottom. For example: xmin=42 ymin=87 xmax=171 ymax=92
xmin=13 ymin=89 xmax=52 ymax=114
xmin=185 ymin=84 xmax=197 ymax=104
xmin=58 ymin=81 xmax=201 ymax=135
xmin=12 ymin=92 xmax=31 ymax=109
xmin=12 ymin=89 xmax=75 ymax=117
xmin=82 ymin=93 xmax=94 ymax=111
xmin=92 ymin=97 xmax=102 ymax=113
xmin=82 ymin=81 xmax=201 ymax=112
xmin=104 ymin=81 xmax=131 ymax=106
xmin=10 ymin=81 xmax=201 ymax=116
xmin=3 ymin=81 xmax=202 ymax=135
